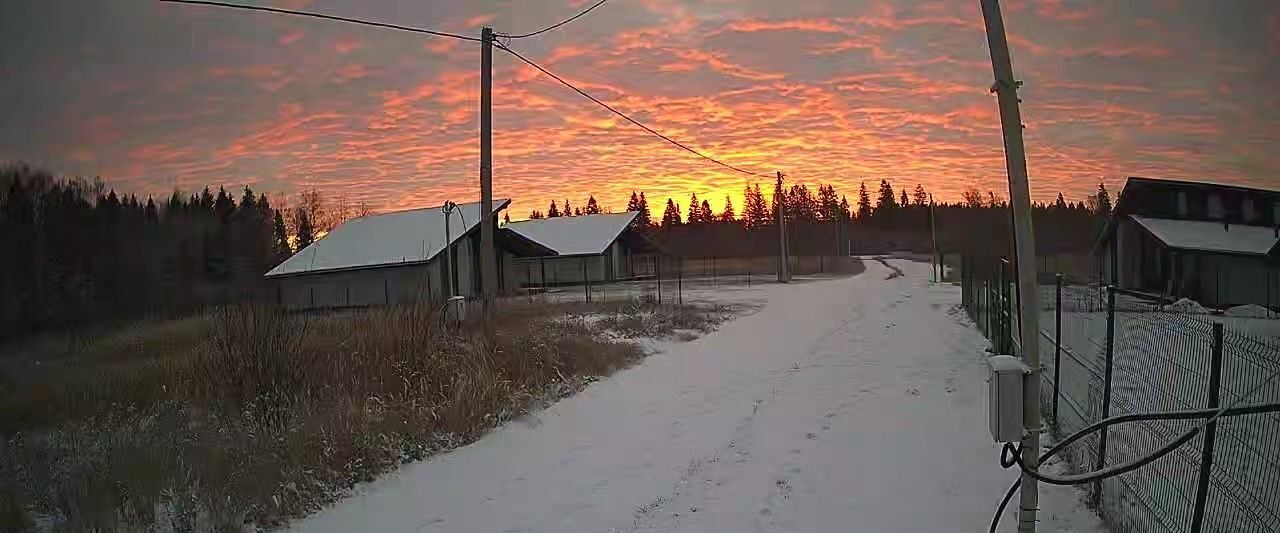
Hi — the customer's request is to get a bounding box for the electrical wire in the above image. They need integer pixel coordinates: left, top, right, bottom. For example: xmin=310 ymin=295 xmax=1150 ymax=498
xmin=989 ymin=358 xmax=1280 ymax=532
xmin=495 ymin=42 xmax=772 ymax=178
xmin=988 ymin=402 xmax=1280 ymax=533
xmin=158 ymin=0 xmax=483 ymax=42
xmin=498 ymin=0 xmax=610 ymax=39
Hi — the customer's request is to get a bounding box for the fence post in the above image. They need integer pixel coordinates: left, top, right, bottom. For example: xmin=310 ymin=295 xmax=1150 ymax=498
xmin=1053 ymin=273 xmax=1063 ymax=425
xmin=677 ymin=257 xmax=684 ymax=305
xmin=656 ymin=256 xmax=663 ymax=304
xmin=984 ymin=279 xmax=991 ymax=338
xmin=1190 ymin=323 xmax=1225 ymax=533
xmin=1094 ymin=285 xmax=1118 ymax=506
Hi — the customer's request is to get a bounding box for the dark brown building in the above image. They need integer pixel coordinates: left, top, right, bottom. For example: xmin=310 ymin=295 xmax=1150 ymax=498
xmin=1096 ymin=177 xmax=1280 ymax=308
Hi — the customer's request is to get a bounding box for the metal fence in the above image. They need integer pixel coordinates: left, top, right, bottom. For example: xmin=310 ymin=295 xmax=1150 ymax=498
xmin=963 ymin=257 xmax=1280 ymax=532
xmin=960 ymin=254 xmax=1016 ymax=355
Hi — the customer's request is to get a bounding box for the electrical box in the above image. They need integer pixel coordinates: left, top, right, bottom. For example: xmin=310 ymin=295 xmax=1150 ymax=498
xmin=444 ymin=295 xmax=467 ymax=324
xmin=987 ymin=355 xmax=1029 ymax=443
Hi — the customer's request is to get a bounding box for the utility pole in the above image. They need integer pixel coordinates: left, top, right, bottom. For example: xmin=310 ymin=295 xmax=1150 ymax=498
xmin=979 ymin=1 xmax=1042 ymax=531
xmin=479 ymin=26 xmax=497 ymax=337
xmin=929 ymin=193 xmax=939 ymax=282
xmin=776 ymin=171 xmax=790 ymax=283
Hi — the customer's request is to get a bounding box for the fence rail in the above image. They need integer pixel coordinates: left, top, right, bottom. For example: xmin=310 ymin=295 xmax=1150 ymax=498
xmin=961 ymin=257 xmax=1280 ymax=533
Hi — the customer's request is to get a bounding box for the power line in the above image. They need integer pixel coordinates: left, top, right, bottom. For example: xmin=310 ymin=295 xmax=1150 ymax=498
xmin=158 ymin=0 xmax=482 ymax=42
xmin=495 ymin=42 xmax=772 ymax=178
xmin=497 ymin=0 xmax=610 ymax=39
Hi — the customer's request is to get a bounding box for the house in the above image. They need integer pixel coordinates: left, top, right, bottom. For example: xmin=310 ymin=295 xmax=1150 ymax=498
xmin=1095 ymin=177 xmax=1280 ymax=308
xmin=502 ymin=211 xmax=653 ymax=287
xmin=265 ymin=199 xmax=554 ymax=309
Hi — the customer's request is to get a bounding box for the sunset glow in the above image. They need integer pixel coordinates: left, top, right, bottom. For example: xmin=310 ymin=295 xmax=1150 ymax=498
xmin=4 ymin=0 xmax=1278 ymax=217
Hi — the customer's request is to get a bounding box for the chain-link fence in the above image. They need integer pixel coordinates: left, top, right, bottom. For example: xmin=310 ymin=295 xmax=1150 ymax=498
xmin=962 ymin=256 xmax=1280 ymax=533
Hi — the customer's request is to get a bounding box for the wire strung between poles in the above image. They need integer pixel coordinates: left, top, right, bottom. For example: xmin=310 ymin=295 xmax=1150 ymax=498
xmin=496 ymin=0 xmax=610 ymax=39
xmin=494 ymin=42 xmax=773 ymax=179
xmin=158 ymin=0 xmax=483 ymax=42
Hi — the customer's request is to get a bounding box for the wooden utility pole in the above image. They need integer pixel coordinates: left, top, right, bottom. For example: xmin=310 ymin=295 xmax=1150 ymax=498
xmin=776 ymin=171 xmax=790 ymax=283
xmin=979 ymin=1 xmax=1043 ymax=531
xmin=479 ymin=26 xmax=497 ymax=336
xmin=929 ymin=193 xmax=939 ymax=282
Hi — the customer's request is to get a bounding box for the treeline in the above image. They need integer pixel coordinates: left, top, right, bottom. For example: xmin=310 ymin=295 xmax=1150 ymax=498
xmin=538 ymin=179 xmax=1113 ymax=259
xmin=0 ymin=163 xmax=367 ymax=340
xmin=530 ymin=179 xmax=1112 ymax=230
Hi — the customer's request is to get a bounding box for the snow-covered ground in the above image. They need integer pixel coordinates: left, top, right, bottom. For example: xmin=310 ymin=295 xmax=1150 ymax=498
xmin=289 ymin=259 xmax=1102 ymax=533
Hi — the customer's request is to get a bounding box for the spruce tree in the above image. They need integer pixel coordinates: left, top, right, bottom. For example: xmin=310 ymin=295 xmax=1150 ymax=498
xmin=1095 ymin=183 xmax=1112 ymax=214
xmin=913 ymin=184 xmax=928 ymax=206
xmin=585 ymin=195 xmax=601 ymax=215
xmin=661 ymin=199 xmax=682 ymax=227
xmin=272 ymin=210 xmax=292 ymax=261
xmin=857 ymin=182 xmax=873 ymax=220
xmin=721 ymin=195 xmax=735 ymax=222
xmin=547 ymin=200 xmax=560 ymax=217
xmin=293 ymin=207 xmax=314 ymax=249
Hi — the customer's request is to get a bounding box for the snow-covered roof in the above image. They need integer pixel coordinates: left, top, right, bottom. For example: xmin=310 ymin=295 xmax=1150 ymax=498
xmin=1130 ymin=215 xmax=1279 ymax=256
xmin=265 ymin=199 xmax=510 ymax=277
xmin=504 ymin=211 xmax=639 ymax=256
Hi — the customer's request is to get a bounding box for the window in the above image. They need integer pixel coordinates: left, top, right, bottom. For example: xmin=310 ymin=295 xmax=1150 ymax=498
xmin=1242 ymin=197 xmax=1257 ymax=223
xmin=1177 ymin=191 xmax=1188 ymax=217
xmin=1207 ymin=194 xmax=1224 ymax=219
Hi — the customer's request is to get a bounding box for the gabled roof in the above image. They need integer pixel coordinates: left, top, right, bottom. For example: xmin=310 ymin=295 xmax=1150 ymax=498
xmin=1094 ymin=176 xmax=1280 ymax=255
xmin=504 ymin=211 xmax=639 ymax=256
xmin=1130 ymin=215 xmax=1279 ymax=256
xmin=265 ymin=199 xmax=510 ymax=278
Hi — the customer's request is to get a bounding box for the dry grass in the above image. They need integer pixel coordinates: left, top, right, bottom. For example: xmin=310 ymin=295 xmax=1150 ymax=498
xmin=0 ymin=299 xmax=724 ymax=531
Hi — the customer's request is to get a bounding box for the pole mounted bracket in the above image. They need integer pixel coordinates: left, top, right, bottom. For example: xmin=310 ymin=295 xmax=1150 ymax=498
xmin=989 ymin=79 xmax=1024 ymax=94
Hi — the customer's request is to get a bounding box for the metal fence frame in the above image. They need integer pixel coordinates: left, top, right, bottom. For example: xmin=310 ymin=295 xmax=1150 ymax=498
xmin=962 ymin=257 xmax=1280 ymax=533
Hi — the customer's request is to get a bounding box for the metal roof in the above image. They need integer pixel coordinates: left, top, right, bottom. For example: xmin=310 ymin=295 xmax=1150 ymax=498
xmin=1130 ymin=215 xmax=1279 ymax=256
xmin=504 ymin=211 xmax=639 ymax=256
xmin=265 ymin=199 xmax=510 ymax=278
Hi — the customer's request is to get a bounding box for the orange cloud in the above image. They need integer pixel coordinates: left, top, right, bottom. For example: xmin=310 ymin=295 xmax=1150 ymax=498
xmin=1060 ymin=45 xmax=1174 ymax=60
xmin=277 ymin=30 xmax=304 ymax=46
xmin=464 ymin=14 xmax=496 ymax=27
xmin=332 ymin=37 xmax=361 ymax=55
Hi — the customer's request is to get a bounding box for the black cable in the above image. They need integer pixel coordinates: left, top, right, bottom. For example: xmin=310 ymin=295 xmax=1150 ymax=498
xmin=494 ymin=43 xmax=772 ymax=178
xmin=988 ymin=401 xmax=1280 ymax=532
xmin=159 ymin=0 xmax=482 ymax=42
xmin=498 ymin=0 xmax=610 ymax=39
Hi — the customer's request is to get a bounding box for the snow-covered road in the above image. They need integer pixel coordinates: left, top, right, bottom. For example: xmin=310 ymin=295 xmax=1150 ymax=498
xmin=290 ymin=259 xmax=1102 ymax=533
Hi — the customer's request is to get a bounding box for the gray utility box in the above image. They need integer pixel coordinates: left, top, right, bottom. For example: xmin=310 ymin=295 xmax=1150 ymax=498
xmin=987 ymin=355 xmax=1030 ymax=443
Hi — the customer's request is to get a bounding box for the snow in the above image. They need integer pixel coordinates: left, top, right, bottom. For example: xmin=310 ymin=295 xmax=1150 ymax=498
xmin=1163 ymin=297 xmax=1211 ymax=314
xmin=1130 ymin=215 xmax=1278 ymax=256
xmin=265 ymin=199 xmax=510 ymax=277
xmin=504 ymin=211 xmax=639 ymax=256
xmin=1225 ymin=304 xmax=1272 ymax=318
xmin=288 ymin=260 xmax=1103 ymax=533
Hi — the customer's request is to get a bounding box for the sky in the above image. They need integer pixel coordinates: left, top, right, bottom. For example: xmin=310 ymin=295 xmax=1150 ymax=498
xmin=2 ymin=0 xmax=1278 ymax=217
